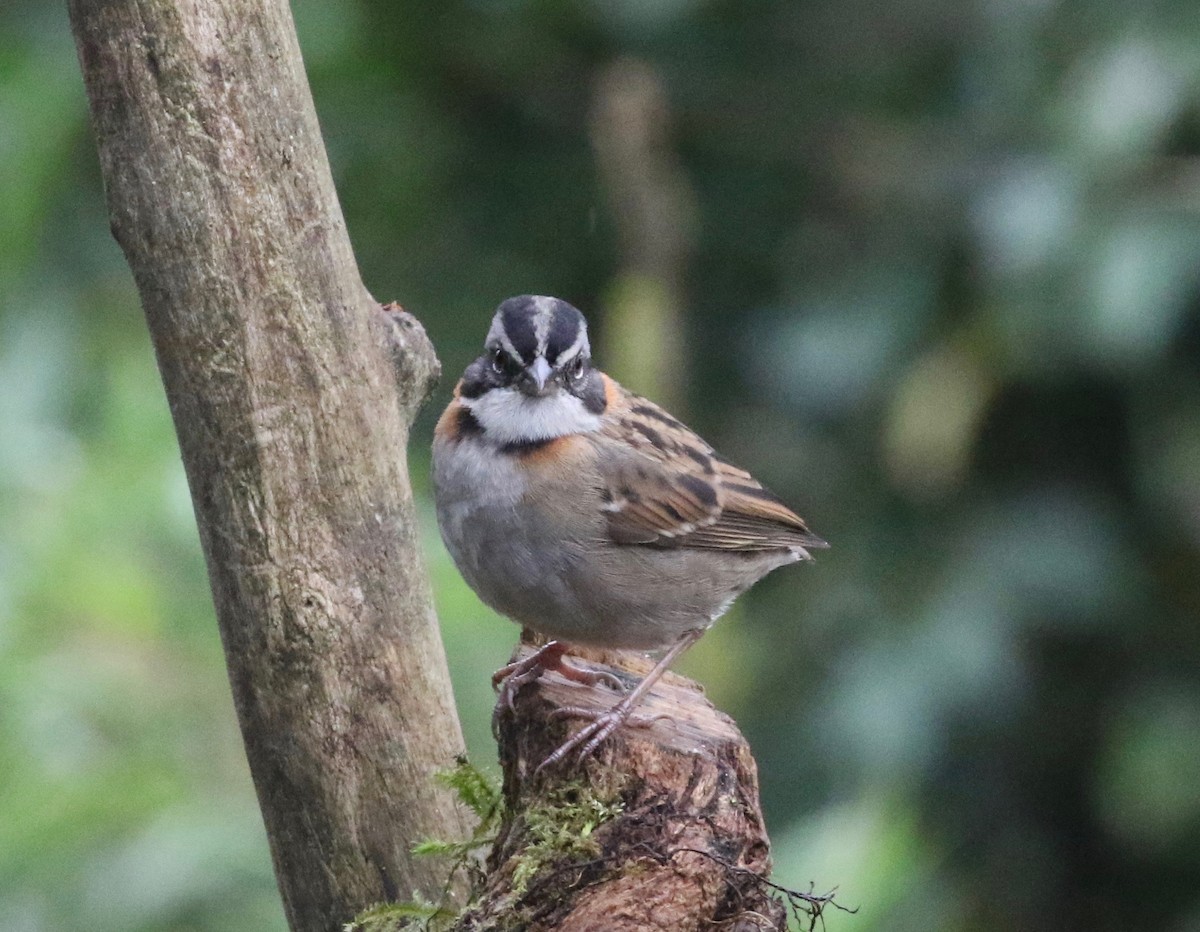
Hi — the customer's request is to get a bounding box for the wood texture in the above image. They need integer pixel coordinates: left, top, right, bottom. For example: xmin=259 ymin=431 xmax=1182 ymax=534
xmin=67 ymin=3 xmax=472 ymax=930
xmin=463 ymin=643 xmax=788 ymax=931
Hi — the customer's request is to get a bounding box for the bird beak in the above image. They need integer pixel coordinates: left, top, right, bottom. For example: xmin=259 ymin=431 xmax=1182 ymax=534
xmin=518 ymin=357 xmax=554 ymax=396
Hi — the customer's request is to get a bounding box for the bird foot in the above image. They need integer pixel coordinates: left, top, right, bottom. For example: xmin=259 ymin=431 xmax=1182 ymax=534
xmin=537 ymin=702 xmax=672 ymax=773
xmin=492 ymin=641 xmax=625 ymax=732
xmin=531 ymin=629 xmax=703 ymax=772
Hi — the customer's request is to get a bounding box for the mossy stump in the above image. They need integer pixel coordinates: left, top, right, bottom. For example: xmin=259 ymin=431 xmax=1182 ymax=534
xmin=457 ymin=643 xmax=787 ymax=931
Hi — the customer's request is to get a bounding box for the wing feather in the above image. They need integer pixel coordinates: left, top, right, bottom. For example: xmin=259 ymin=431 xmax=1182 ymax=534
xmin=595 ymin=386 xmax=827 ymax=554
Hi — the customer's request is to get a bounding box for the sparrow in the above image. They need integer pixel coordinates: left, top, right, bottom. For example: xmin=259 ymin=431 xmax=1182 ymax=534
xmin=432 ymin=295 xmax=826 ymax=767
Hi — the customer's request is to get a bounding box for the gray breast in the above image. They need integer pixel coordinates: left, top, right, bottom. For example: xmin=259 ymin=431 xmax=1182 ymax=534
xmin=433 ymin=436 xmax=584 ymax=632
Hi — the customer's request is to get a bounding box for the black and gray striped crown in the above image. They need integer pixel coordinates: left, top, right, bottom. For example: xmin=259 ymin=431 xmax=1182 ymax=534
xmin=486 ymin=295 xmax=590 ymax=366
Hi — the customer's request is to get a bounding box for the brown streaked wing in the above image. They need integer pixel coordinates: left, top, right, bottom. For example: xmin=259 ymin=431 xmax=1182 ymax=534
xmin=596 ymin=391 xmax=826 ymax=552
xmin=682 ymin=456 xmax=827 ymax=552
xmin=597 ymin=393 xmax=724 ymax=545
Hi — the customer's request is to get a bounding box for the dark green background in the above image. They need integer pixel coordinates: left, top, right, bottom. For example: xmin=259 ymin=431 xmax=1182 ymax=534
xmin=2 ymin=1 xmax=1199 ymax=929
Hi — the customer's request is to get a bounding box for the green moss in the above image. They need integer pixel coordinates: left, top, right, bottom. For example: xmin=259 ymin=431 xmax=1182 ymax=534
xmin=346 ymin=758 xmax=501 ymax=932
xmin=437 ymin=758 xmax=505 ymax=827
xmin=344 ymin=762 xmax=627 ymax=931
xmin=507 ymin=779 xmax=625 ymax=897
xmin=344 ymin=898 xmax=458 ymax=932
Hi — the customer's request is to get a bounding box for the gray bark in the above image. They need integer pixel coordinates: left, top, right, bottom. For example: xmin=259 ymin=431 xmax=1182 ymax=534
xmin=67 ymin=2 xmax=472 ymax=930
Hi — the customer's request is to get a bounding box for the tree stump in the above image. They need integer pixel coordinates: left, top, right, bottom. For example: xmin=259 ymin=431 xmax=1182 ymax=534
xmin=459 ymin=643 xmax=789 ymax=931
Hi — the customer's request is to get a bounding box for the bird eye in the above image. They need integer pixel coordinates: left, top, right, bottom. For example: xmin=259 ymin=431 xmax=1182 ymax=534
xmin=568 ymin=355 xmax=586 ymax=381
xmin=490 ymin=347 xmax=524 ymax=380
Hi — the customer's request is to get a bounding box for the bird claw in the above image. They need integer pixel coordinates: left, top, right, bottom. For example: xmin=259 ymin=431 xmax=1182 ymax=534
xmin=537 ymin=710 xmax=623 ymax=773
xmin=493 ymin=664 xmax=544 ymax=716
xmin=492 ymin=641 xmax=626 ymax=734
xmin=501 ymin=630 xmax=704 ymax=773
xmin=548 ymin=705 xmax=661 ymax=728
xmin=536 ymin=704 xmax=671 ymax=773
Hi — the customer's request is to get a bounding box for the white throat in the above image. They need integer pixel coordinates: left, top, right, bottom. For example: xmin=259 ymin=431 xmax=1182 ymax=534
xmin=461 ymin=387 xmax=602 ymax=445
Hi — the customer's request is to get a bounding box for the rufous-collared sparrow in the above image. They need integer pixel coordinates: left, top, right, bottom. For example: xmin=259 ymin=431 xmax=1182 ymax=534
xmin=432 ymin=295 xmax=826 ymax=766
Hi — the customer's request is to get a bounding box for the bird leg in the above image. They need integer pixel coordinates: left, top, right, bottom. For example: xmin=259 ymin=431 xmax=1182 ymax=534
xmin=537 ymin=629 xmax=704 ymax=772
xmin=493 ymin=639 xmax=624 ymax=721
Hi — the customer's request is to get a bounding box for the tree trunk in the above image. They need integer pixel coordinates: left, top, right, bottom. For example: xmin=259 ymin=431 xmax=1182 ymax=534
xmin=67 ymin=2 xmax=472 ymax=930
xmin=458 ymin=644 xmax=794 ymax=931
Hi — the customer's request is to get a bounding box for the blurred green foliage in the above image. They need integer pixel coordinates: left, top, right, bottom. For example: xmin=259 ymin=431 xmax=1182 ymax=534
xmin=2 ymin=0 xmax=1199 ymax=929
